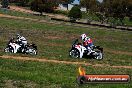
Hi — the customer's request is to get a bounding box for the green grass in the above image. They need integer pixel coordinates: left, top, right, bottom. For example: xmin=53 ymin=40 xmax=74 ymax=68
xmin=0 ymin=58 xmax=132 ymax=88
xmin=53 ymin=10 xmax=68 ymax=16
xmin=0 ymin=17 xmax=132 ymax=87
xmin=0 ymin=17 xmax=132 ymax=64
xmin=0 ymin=8 xmax=48 ymax=20
xmin=82 ymin=12 xmax=99 ymax=21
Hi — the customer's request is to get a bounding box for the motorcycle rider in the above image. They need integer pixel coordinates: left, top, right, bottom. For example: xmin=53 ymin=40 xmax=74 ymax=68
xmin=9 ymin=37 xmax=15 ymax=43
xmin=16 ymin=34 xmax=27 ymax=52
xmin=80 ymin=33 xmax=94 ymax=55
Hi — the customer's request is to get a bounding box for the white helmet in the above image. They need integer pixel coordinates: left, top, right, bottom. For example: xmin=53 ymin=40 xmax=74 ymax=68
xmin=16 ymin=34 xmax=21 ymax=39
xmin=81 ymin=34 xmax=87 ymax=41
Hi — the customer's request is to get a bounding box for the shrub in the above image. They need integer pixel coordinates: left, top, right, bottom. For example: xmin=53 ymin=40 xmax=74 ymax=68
xmin=1 ymin=0 xmax=9 ymax=8
xmin=68 ymin=5 xmax=82 ymax=22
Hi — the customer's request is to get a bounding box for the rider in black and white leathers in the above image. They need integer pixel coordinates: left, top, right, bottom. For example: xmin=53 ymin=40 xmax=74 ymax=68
xmin=16 ymin=34 xmax=27 ymax=52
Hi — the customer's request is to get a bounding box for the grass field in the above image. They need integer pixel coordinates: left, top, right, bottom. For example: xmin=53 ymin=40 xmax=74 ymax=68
xmin=0 ymin=15 xmax=132 ymax=88
xmin=0 ymin=58 xmax=132 ymax=88
xmin=0 ymin=8 xmax=49 ymax=20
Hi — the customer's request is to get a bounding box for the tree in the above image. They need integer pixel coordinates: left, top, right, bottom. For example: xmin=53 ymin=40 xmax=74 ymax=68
xmin=126 ymin=0 xmax=132 ymax=21
xmin=80 ymin=0 xmax=98 ymax=12
xmin=1 ymin=0 xmax=9 ymax=8
xmin=18 ymin=0 xmax=30 ymax=6
xmin=68 ymin=5 xmax=82 ymax=22
xmin=8 ymin=0 xmax=31 ymax=6
xmin=99 ymin=0 xmax=131 ymax=25
xmin=30 ymin=0 xmax=58 ymax=15
xmin=30 ymin=0 xmax=43 ymax=15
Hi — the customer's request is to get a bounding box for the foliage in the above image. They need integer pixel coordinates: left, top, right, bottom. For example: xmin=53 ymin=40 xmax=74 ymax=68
xmin=80 ymin=0 xmax=98 ymax=12
xmin=8 ymin=0 xmax=32 ymax=6
xmin=99 ymin=0 xmax=132 ymax=25
xmin=60 ymin=0 xmax=74 ymax=4
xmin=30 ymin=0 xmax=58 ymax=14
xmin=16 ymin=0 xmax=30 ymax=7
xmin=80 ymin=0 xmax=132 ymax=26
xmin=53 ymin=10 xmax=68 ymax=16
xmin=68 ymin=5 xmax=82 ymax=21
xmin=1 ymin=0 xmax=9 ymax=8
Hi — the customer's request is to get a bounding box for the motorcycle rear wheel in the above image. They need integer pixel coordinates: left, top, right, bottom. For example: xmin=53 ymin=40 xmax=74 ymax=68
xmin=4 ymin=47 xmax=14 ymax=53
xmin=94 ymin=51 xmax=103 ymax=60
xmin=28 ymin=48 xmax=37 ymax=55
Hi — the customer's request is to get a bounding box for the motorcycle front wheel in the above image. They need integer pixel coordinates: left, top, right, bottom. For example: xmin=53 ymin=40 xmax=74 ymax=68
xmin=27 ymin=48 xmax=37 ymax=55
xmin=69 ymin=49 xmax=80 ymax=58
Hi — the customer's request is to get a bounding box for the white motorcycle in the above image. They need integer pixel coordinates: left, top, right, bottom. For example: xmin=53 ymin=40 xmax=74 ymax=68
xmin=4 ymin=38 xmax=37 ymax=55
xmin=4 ymin=38 xmax=21 ymax=53
xmin=69 ymin=39 xmax=103 ymax=60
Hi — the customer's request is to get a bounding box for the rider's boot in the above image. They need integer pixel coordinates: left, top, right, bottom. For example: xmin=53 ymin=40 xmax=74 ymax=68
xmin=87 ymin=49 xmax=92 ymax=55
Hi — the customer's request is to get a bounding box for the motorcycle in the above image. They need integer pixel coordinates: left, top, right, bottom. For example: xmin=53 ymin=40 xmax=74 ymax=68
xmin=4 ymin=38 xmax=37 ymax=55
xmin=69 ymin=39 xmax=103 ymax=60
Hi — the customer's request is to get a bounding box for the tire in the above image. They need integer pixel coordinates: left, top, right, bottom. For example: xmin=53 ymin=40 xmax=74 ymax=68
xmin=4 ymin=46 xmax=14 ymax=53
xmin=69 ymin=49 xmax=80 ymax=58
xmin=28 ymin=48 xmax=37 ymax=55
xmin=4 ymin=47 xmax=10 ymax=52
xmin=94 ymin=51 xmax=103 ymax=60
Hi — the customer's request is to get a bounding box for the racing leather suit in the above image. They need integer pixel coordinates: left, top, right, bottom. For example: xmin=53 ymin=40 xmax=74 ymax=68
xmin=17 ymin=36 xmax=27 ymax=46
xmin=83 ymin=37 xmax=94 ymax=55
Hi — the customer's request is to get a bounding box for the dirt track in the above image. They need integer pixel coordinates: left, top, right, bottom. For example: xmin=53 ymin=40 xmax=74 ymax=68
xmin=0 ymin=55 xmax=132 ymax=69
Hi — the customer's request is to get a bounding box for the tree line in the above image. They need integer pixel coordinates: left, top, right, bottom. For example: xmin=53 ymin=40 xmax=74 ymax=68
xmin=1 ymin=0 xmax=132 ymax=25
xmin=81 ymin=0 xmax=132 ymax=25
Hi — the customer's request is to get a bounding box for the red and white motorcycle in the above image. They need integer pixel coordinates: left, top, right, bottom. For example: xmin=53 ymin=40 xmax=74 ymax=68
xmin=69 ymin=39 xmax=103 ymax=59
